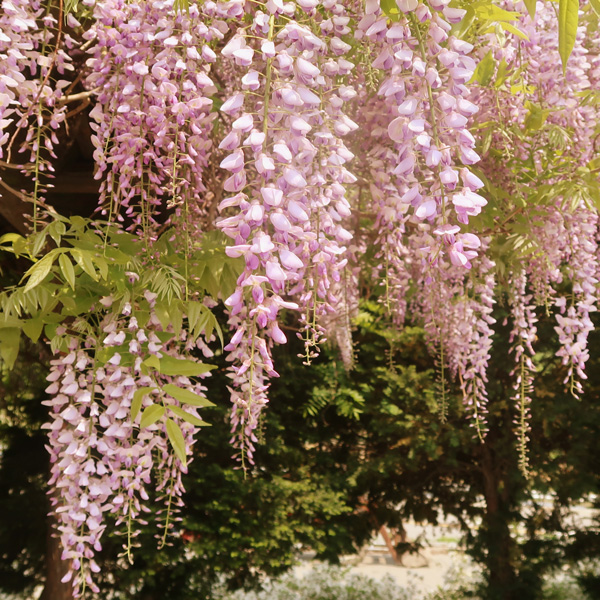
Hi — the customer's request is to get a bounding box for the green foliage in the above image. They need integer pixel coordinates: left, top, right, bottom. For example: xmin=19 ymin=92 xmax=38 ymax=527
xmin=0 ymin=213 xmax=245 ymax=488
xmin=455 ymin=1 xmax=528 ymax=42
xmin=380 ymin=0 xmax=401 ymax=21
xmin=523 ymin=0 xmax=537 ymax=19
xmin=163 ymin=383 xmax=216 ymax=407
xmin=64 ymin=0 xmax=79 ymax=15
xmin=0 ymin=216 xmax=239 ymax=369
xmin=558 ymin=0 xmax=579 ymax=73
xmin=166 ymin=418 xmax=187 ymax=466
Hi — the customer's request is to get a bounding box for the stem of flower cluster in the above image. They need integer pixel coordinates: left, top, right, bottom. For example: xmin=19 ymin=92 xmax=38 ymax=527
xmin=262 ymin=15 xmax=275 ymax=139
xmin=159 ymin=474 xmax=175 ymax=549
xmin=518 ymin=353 xmax=529 ymax=476
xmin=438 ymin=336 xmax=448 ymax=422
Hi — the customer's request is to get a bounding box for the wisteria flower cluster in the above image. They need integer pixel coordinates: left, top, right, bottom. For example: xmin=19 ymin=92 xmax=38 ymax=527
xmin=84 ymin=0 xmax=230 ymax=236
xmin=216 ymin=0 xmax=360 ymax=461
xmin=0 ymin=0 xmax=74 ymax=227
xmin=43 ymin=291 xmax=214 ymax=595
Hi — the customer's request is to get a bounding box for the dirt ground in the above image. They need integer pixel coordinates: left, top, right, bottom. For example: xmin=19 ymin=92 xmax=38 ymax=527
xmin=294 ymin=520 xmax=471 ymax=596
xmin=293 ymin=502 xmax=597 ymax=596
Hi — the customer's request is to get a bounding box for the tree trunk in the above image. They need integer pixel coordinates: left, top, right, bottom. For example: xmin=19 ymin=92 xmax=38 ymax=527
xmin=481 ymin=444 xmax=518 ymax=600
xmin=39 ymin=503 xmax=72 ymax=600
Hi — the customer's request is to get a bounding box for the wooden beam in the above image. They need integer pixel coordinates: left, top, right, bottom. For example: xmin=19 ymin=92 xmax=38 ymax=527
xmin=0 ymin=184 xmax=32 ymax=234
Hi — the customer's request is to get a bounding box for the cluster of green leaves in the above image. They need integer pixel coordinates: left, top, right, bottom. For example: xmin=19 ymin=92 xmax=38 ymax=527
xmin=0 ymin=214 xmax=241 ymax=367
xmin=456 ymin=1 xmax=531 ymax=42
xmin=454 ymin=0 xmax=596 ymax=73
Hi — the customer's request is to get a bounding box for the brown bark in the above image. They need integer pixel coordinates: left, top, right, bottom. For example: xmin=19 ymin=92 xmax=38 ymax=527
xmin=481 ymin=444 xmax=518 ymax=600
xmin=0 ymin=189 xmax=32 ymax=234
xmin=39 ymin=503 xmax=72 ymax=600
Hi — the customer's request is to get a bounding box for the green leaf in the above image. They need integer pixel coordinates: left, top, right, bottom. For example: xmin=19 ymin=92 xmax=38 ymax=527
xmin=93 ymin=254 xmax=109 ymax=280
xmin=134 ymin=310 xmax=150 ymax=328
xmin=171 ymin=307 xmax=182 ymax=337
xmin=140 ymin=404 xmax=165 ymax=428
xmin=103 ymin=246 xmax=133 ymax=265
xmin=69 ymin=216 xmax=87 ymax=231
xmin=0 ymin=328 xmax=20 ymax=369
xmin=168 ymin=405 xmax=211 ymax=427
xmin=187 ymin=301 xmax=203 ymax=337
xmin=476 ymin=4 xmax=519 ymax=22
xmin=74 ymin=295 xmax=95 ymax=315
xmin=523 ymin=0 xmax=536 ymax=18
xmin=380 ymin=0 xmax=399 ymax=20
xmin=220 ymin=262 xmax=240 ymax=300
xmin=213 ymin=318 xmax=224 ymax=349
xmin=524 ymin=102 xmax=552 ymax=131
xmin=23 ymin=253 xmax=55 ymax=293
xmin=159 ymin=355 xmax=216 ymax=377
xmin=590 ymin=0 xmax=600 ymax=16
xmin=154 ymin=330 xmax=175 ymax=344
xmin=189 ymin=303 xmax=211 ymax=339
xmin=131 ymin=387 xmax=157 ymax=420
xmin=64 ymin=0 xmax=79 ymax=14
xmin=0 ymin=233 xmax=23 ymax=248
xmin=31 ymin=231 xmax=47 ymax=257
xmin=142 ymin=355 xmax=161 ymax=371
xmin=166 ymin=418 xmax=187 ymax=466
xmin=163 ymin=383 xmax=216 ymax=407
xmin=494 ymin=59 xmax=509 ymax=89
xmin=106 ymin=231 xmax=140 ymax=257
xmin=173 ymin=0 xmax=189 ymax=12
xmin=22 ymin=317 xmax=44 ymax=343
xmin=58 ymin=254 xmax=76 ymax=290
xmin=71 ymin=249 xmax=98 ymax=281
xmin=471 ymin=51 xmax=496 ymax=87
xmin=558 ymin=0 xmax=579 ymax=74
xmin=154 ymin=301 xmax=173 ymax=331
xmin=499 ymin=21 xmax=529 ymax=41
xmin=48 ymin=220 xmax=66 ymax=246
xmin=199 ymin=266 xmax=220 ymax=298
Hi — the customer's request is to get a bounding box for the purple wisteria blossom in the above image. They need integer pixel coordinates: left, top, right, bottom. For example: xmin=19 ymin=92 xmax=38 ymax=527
xmin=43 ymin=295 xmax=213 ymax=595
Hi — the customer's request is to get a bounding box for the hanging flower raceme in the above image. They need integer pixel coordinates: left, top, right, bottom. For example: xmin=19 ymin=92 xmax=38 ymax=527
xmin=524 ymin=204 xmax=568 ymax=307
xmin=554 ymin=204 xmax=599 ymax=398
xmin=356 ymin=89 xmax=413 ymax=326
xmin=414 ymin=237 xmax=495 ymax=435
xmin=84 ymin=0 xmax=232 ymax=233
xmin=350 ymin=1 xmax=492 ymax=430
xmin=43 ymin=294 xmax=214 ymax=596
xmin=217 ymin=0 xmax=357 ymax=462
xmin=507 ymin=270 xmax=538 ymax=475
xmin=0 ymin=0 xmax=73 ymax=225
xmin=358 ymin=0 xmax=485 ymax=276
xmin=517 ymin=0 xmax=596 ymax=162
xmin=471 ymin=1 xmax=600 ymax=401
